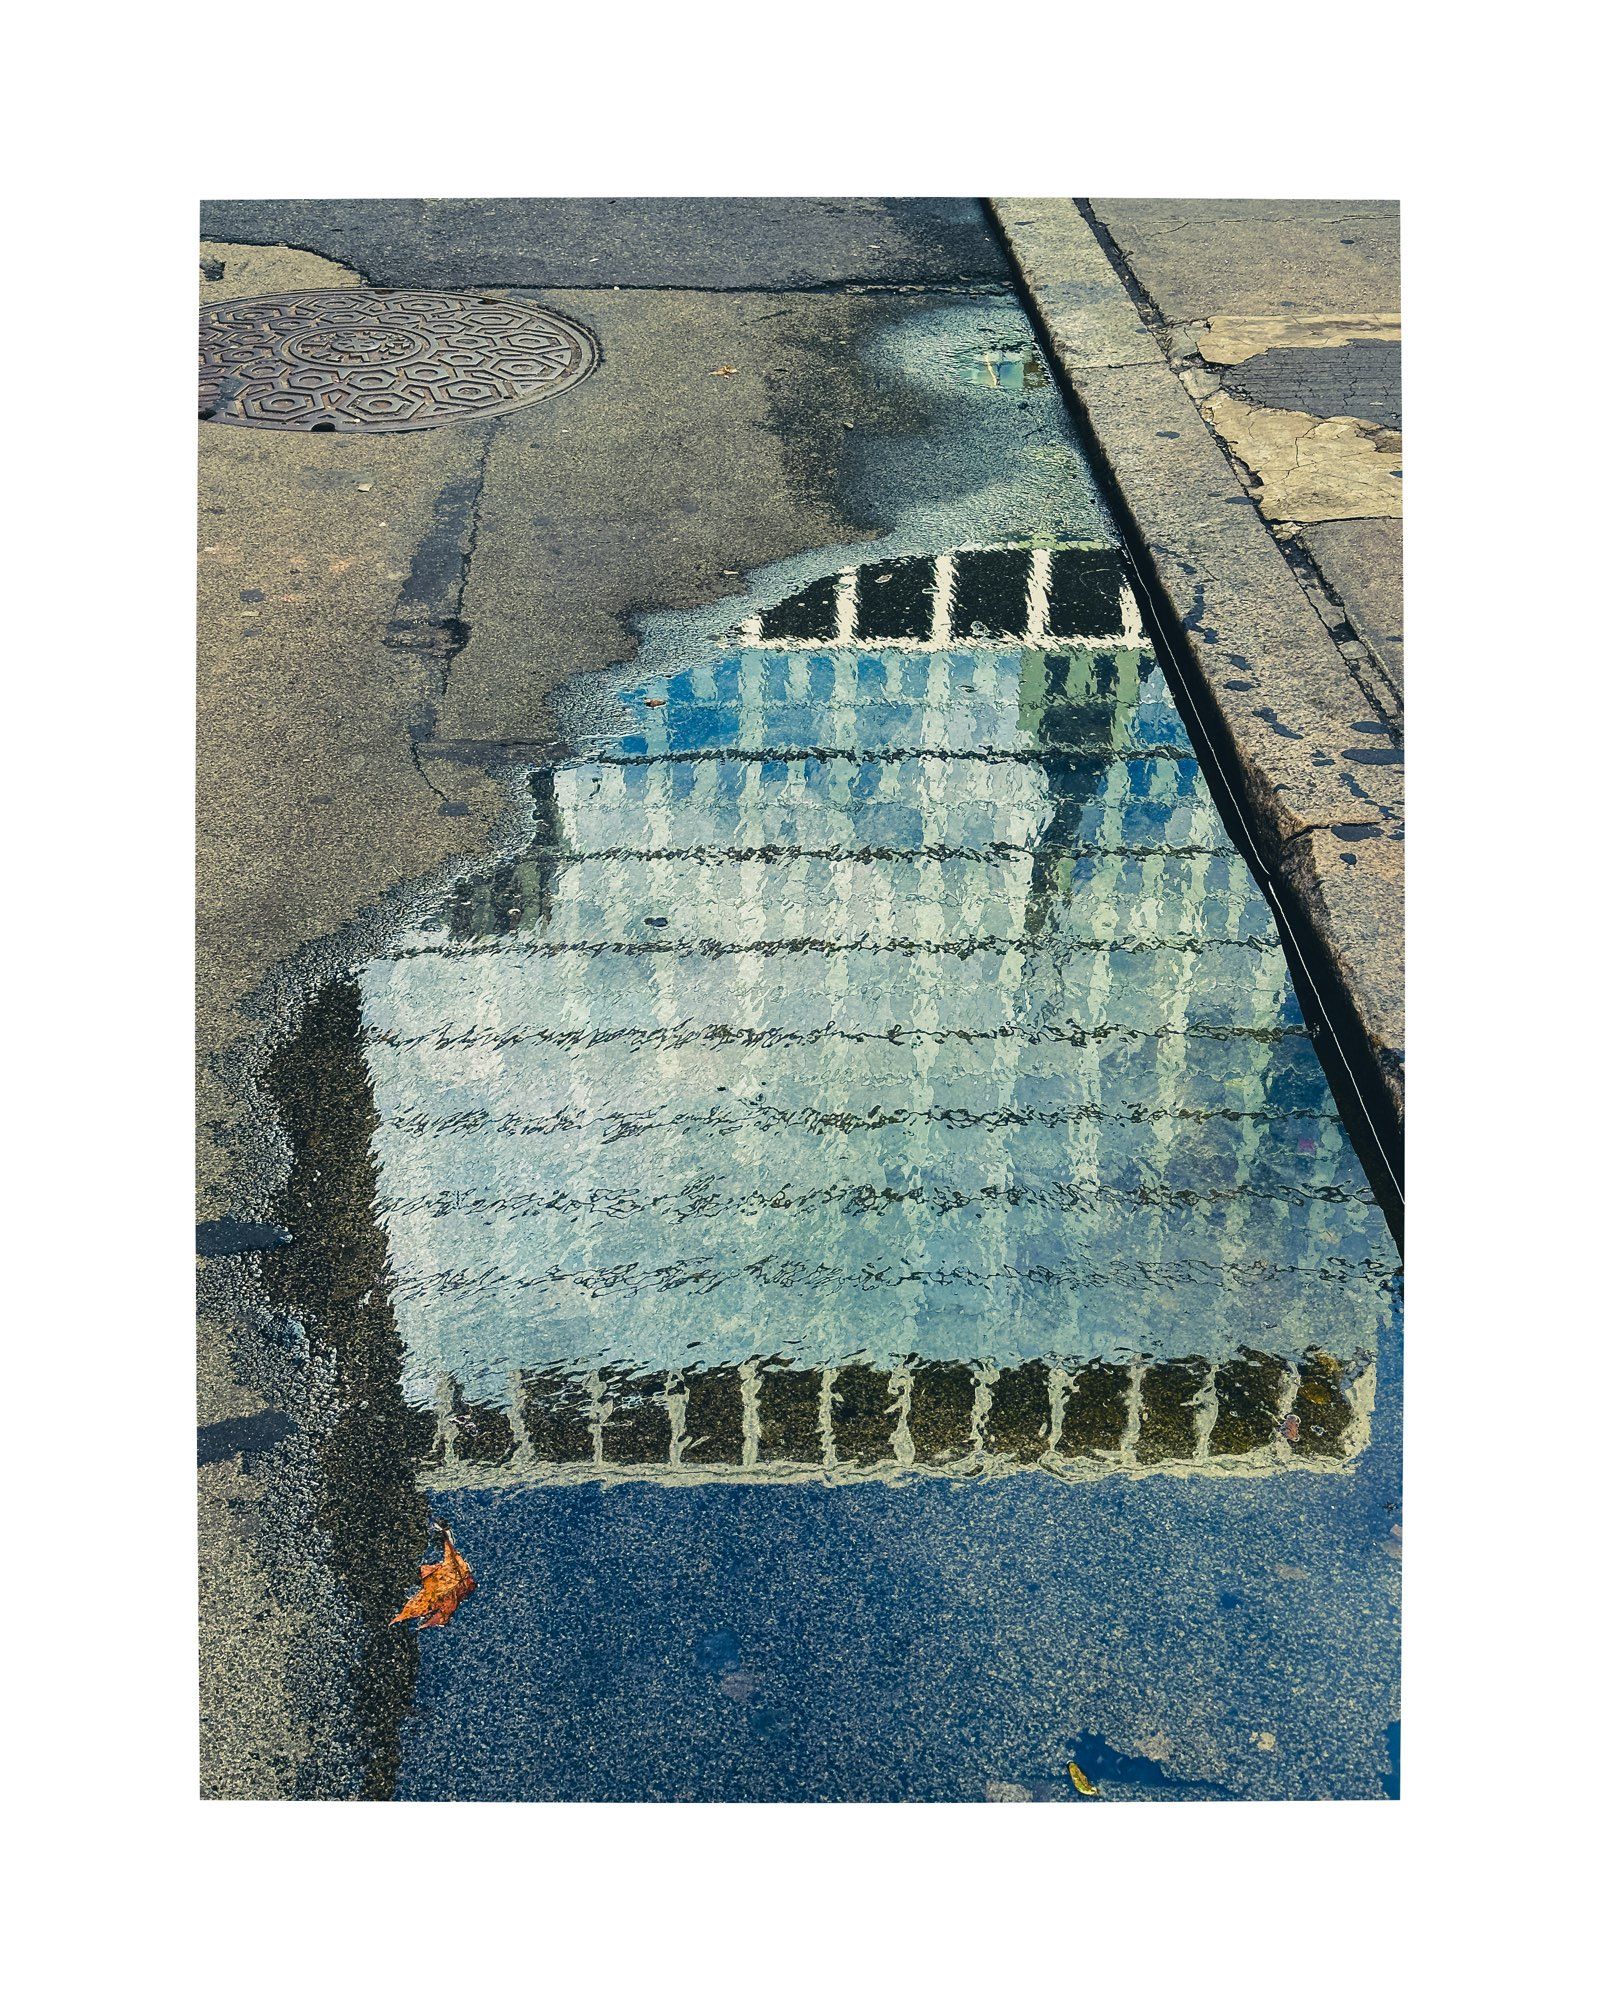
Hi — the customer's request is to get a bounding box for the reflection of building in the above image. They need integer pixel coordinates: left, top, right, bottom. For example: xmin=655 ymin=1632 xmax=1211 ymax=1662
xmin=742 ymin=544 xmax=1141 ymax=652
xmin=423 ymin=1348 xmax=1372 ymax=1491
xmin=358 ymin=545 xmax=1398 ymax=1486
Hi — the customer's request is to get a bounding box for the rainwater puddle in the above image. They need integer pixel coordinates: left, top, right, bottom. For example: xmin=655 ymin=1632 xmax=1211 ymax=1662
xmin=361 ymin=542 xmax=1395 ymax=1490
xmin=955 ymin=344 xmax=1049 ymax=390
xmin=290 ymin=536 xmax=1400 ymax=1800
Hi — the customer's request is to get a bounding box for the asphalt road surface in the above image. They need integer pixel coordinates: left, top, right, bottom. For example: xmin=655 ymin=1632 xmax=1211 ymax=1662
xmin=197 ymin=199 xmax=1401 ymax=1801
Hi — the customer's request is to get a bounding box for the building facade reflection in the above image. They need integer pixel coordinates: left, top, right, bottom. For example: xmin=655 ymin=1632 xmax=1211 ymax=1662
xmin=357 ymin=546 xmax=1398 ymax=1487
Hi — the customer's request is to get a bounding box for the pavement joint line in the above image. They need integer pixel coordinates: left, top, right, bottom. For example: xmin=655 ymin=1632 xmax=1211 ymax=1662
xmin=522 ymin=282 xmax=1014 ymax=296
xmin=199 ymin=254 xmax=1010 ymax=302
xmin=1277 ymin=529 xmax=1404 ymax=722
xmin=986 ymin=198 xmax=1403 ymax=1226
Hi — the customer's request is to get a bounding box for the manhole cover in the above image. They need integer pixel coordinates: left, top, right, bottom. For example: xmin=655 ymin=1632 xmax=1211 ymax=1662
xmin=198 ymin=289 xmax=598 ymax=433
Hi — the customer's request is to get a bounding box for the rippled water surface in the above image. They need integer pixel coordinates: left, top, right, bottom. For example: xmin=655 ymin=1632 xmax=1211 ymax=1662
xmin=346 ymin=542 xmax=1400 ymax=1799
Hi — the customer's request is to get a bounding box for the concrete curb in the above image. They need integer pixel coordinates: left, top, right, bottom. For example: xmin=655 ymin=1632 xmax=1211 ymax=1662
xmin=989 ymin=199 xmax=1403 ymax=1195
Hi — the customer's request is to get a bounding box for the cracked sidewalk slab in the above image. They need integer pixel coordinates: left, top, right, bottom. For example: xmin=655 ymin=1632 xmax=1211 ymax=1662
xmin=990 ymin=198 xmax=1403 ymax=1136
xmin=1199 ymin=390 xmax=1403 ymax=523
xmin=1086 ymin=199 xmax=1399 ymax=322
xmin=1191 ymin=313 xmax=1401 ymax=367
xmin=1081 ymin=196 xmax=1403 ymax=728
xmin=1300 ymin=518 xmax=1404 ymax=690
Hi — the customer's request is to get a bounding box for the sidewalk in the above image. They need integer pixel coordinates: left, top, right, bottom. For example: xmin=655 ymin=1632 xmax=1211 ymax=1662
xmin=992 ymin=199 xmax=1403 ymax=1172
xmin=1093 ymin=199 xmax=1401 ymax=697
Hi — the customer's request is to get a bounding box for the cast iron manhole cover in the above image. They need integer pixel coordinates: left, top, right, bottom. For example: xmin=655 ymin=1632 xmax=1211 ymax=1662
xmin=198 ymin=289 xmax=598 ymax=432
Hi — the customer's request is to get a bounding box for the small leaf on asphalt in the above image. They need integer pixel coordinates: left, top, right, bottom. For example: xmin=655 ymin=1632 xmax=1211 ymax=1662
xmin=712 ymin=365 xmax=738 ymax=377
xmin=1067 ymin=1761 xmax=1099 ymax=1797
xmin=391 ymin=1528 xmax=476 ymax=1629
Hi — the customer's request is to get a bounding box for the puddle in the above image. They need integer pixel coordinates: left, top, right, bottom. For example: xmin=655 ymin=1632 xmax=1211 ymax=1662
xmin=267 ymin=539 xmax=1400 ymax=1799
xmin=955 ymin=344 xmax=1049 ymax=391
xmin=346 ymin=545 xmax=1395 ymax=1496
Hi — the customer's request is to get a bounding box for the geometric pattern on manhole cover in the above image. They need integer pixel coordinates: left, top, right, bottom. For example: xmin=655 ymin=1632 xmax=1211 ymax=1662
xmin=198 ymin=290 xmax=599 ymax=433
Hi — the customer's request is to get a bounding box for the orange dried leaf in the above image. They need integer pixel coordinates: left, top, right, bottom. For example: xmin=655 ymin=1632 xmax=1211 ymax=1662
xmin=391 ymin=1529 xmax=476 ymax=1629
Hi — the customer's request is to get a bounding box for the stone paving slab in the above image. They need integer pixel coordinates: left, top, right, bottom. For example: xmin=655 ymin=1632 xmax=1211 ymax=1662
xmin=1279 ymin=824 xmax=1405 ymax=1115
xmin=991 ymin=199 xmax=1403 ymax=1140
xmin=197 ymin=197 xmax=1008 ymax=291
xmin=974 ymin=197 xmax=1150 ymax=369
xmin=1088 ymin=199 xmax=1400 ymax=320
xmin=1300 ymin=518 xmax=1405 ymax=693
xmin=1088 ymin=199 xmax=1403 ymax=708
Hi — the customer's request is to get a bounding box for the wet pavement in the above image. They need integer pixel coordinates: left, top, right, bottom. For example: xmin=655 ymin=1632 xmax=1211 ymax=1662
xmin=199 ymin=204 xmax=1401 ymax=1800
xmin=376 ymin=559 xmax=1398 ymax=1800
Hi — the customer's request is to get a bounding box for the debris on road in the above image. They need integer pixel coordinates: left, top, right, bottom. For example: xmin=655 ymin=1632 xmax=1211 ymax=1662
xmin=391 ymin=1527 xmax=476 ymax=1630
